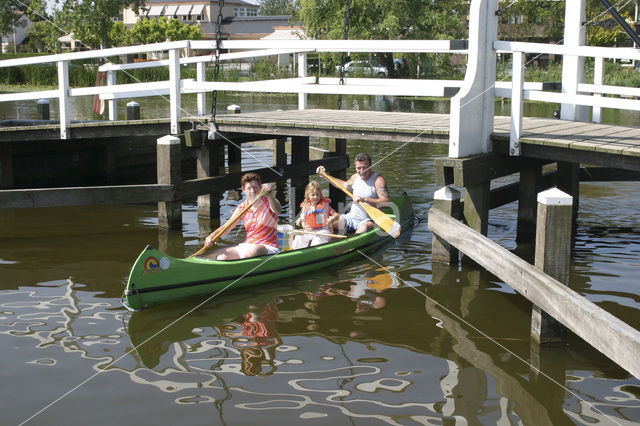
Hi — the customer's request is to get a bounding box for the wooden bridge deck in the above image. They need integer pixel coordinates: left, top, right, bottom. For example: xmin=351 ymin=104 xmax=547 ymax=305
xmin=2 ymin=108 xmax=640 ymax=171
xmin=214 ymin=109 xmax=640 ymax=171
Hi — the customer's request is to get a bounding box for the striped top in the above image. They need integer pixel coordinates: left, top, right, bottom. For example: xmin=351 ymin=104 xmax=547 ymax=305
xmin=232 ymin=195 xmax=278 ymax=247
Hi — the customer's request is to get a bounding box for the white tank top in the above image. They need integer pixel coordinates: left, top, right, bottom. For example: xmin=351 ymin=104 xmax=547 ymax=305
xmin=348 ymin=172 xmax=379 ymax=221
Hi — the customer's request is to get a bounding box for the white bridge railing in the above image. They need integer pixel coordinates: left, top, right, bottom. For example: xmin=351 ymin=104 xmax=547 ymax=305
xmin=0 ymin=39 xmax=468 ymax=139
xmin=495 ymin=40 xmax=640 ymax=156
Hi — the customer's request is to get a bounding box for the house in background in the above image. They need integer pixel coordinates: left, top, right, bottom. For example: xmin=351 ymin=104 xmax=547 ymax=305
xmin=1 ymin=11 xmax=33 ymax=53
xmin=123 ymin=0 xmax=260 ymax=31
xmin=122 ymin=1 xmax=293 ymax=41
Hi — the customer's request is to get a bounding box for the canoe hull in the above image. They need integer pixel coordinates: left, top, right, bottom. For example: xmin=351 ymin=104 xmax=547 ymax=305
xmin=124 ymin=193 xmax=412 ymax=310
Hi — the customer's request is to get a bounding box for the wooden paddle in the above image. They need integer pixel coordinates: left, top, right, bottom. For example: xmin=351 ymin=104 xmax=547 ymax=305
xmin=290 ymin=229 xmax=347 ymax=239
xmin=318 ymin=171 xmax=401 ymax=238
xmin=189 ymin=187 xmax=269 ymax=258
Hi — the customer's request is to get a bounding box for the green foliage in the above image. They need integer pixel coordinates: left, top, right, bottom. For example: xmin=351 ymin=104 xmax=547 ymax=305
xmin=259 ymin=0 xmax=296 ymax=16
xmin=585 ymin=0 xmax=634 ymax=47
xmin=0 ymin=0 xmax=48 ymax=39
xmin=127 ymin=17 xmax=202 ymax=45
xmin=295 ymin=0 xmax=468 ymax=77
xmin=251 ymin=57 xmax=295 ymax=80
xmin=22 ymin=20 xmax=60 ymax=53
xmin=109 ymin=21 xmax=129 ymax=47
xmin=497 ymin=0 xmax=564 ymax=42
xmin=62 ymin=0 xmax=146 ymax=48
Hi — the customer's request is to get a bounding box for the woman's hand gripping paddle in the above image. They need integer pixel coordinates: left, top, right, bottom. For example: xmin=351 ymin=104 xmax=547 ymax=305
xmin=318 ymin=171 xmax=401 ymax=238
xmin=189 ymin=187 xmax=269 ymax=258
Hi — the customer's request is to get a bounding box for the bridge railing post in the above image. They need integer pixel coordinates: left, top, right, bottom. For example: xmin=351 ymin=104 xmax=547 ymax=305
xmin=169 ymin=47 xmax=181 ymax=135
xmin=196 ymin=62 xmax=206 ymax=116
xmin=509 ymin=51 xmax=524 ymax=156
xmin=57 ymin=60 xmax=70 ymax=139
xmin=298 ymin=52 xmax=308 ymax=110
xmin=592 ymin=57 xmax=604 ymax=123
xmin=107 ymin=70 xmax=117 ymax=121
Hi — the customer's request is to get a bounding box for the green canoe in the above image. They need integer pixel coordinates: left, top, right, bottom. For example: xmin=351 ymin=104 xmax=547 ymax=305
xmin=123 ymin=193 xmax=412 ymax=310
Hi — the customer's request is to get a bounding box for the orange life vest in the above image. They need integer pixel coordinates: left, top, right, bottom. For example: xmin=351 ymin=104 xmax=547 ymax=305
xmin=300 ymin=198 xmax=334 ymax=230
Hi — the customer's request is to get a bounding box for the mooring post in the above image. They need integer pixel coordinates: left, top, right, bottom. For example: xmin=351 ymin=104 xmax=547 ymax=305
xmin=126 ymin=101 xmax=140 ymax=120
xmin=157 ymin=135 xmax=182 ymax=229
xmin=531 ymin=187 xmax=573 ymax=345
xmin=37 ymin=99 xmax=50 ymax=120
xmin=432 ymin=186 xmax=461 ymax=265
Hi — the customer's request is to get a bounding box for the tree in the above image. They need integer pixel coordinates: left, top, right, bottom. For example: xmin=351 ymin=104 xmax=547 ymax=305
xmin=294 ymin=0 xmax=468 ymax=77
xmin=259 ymin=0 xmax=296 ymax=16
xmin=0 ymin=0 xmax=48 ymax=44
xmin=61 ymin=0 xmax=146 ymax=49
xmin=127 ymin=17 xmax=202 ymax=45
xmin=23 ymin=20 xmax=60 ymax=52
xmin=497 ymin=0 xmax=565 ymax=43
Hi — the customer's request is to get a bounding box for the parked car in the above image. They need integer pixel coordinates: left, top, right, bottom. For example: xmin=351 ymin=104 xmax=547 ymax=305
xmin=335 ymin=60 xmax=388 ymax=77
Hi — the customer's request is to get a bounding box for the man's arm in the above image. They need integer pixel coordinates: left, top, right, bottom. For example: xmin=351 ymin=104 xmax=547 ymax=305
xmin=356 ymin=175 xmax=389 ymax=206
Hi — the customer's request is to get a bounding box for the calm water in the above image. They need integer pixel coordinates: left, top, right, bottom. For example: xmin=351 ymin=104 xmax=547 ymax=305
xmin=1 ymin=93 xmax=640 ymax=425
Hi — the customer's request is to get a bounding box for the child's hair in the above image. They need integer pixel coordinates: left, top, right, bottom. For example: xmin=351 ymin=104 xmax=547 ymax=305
xmin=304 ymin=181 xmax=324 ymax=201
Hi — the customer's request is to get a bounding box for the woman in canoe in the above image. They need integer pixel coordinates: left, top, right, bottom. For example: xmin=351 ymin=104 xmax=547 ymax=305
xmin=202 ymin=172 xmax=281 ymax=260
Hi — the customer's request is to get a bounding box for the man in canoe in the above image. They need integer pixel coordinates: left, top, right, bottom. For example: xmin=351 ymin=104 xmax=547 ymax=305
xmin=316 ymin=152 xmax=390 ymax=234
xmin=203 ymin=172 xmax=281 ymax=260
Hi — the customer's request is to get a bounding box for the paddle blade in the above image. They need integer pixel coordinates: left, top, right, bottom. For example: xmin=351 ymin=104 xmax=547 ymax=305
xmin=362 ymin=204 xmax=401 ymax=238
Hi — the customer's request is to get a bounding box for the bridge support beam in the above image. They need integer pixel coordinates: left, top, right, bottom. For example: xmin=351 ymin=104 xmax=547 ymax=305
xmin=291 ymin=136 xmax=310 ymax=216
xmin=157 ymin=135 xmax=182 ymax=229
xmin=329 ymin=138 xmax=347 ymax=211
xmin=516 ymin=165 xmax=542 ymax=243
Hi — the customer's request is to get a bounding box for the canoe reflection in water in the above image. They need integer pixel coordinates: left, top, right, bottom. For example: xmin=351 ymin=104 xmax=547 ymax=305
xmin=217 ymin=302 xmax=281 ymax=376
xmin=305 ymin=269 xmax=400 ymax=318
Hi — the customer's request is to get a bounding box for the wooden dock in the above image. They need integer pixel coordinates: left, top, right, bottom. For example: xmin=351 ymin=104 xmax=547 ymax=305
xmin=3 ymin=109 xmax=640 ymax=175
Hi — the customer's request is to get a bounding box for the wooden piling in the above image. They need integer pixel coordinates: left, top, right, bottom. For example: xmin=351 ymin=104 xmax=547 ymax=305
xmin=516 ymin=166 xmax=542 ymax=243
xmin=432 ymin=185 xmax=461 ymax=265
xmin=291 ymin=136 xmax=310 ymax=216
xmin=557 ymin=161 xmax=579 ymax=235
xmin=531 ymin=187 xmax=572 ymax=345
xmin=157 ymin=135 xmax=182 ymax=229
xmin=328 ymin=138 xmax=347 ymax=209
xmin=0 ymin=151 xmax=13 ymax=189
xmin=196 ymin=138 xmax=223 ymax=222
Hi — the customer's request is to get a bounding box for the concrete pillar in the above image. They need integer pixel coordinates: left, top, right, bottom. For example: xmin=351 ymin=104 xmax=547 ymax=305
xmin=531 ymin=187 xmax=573 ymax=345
xmin=432 ymin=186 xmax=461 ymax=265
xmin=157 ymin=135 xmax=182 ymax=229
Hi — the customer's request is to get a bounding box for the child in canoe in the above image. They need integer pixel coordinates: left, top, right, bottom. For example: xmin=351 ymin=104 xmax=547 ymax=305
xmin=292 ymin=181 xmax=339 ymax=249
